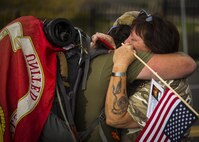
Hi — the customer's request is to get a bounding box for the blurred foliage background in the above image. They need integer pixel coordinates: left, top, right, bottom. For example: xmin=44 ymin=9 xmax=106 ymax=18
xmin=0 ymin=0 xmax=199 ymax=59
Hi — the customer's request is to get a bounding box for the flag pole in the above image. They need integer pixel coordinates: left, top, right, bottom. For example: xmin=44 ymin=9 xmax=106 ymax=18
xmin=133 ymin=50 xmax=199 ymax=117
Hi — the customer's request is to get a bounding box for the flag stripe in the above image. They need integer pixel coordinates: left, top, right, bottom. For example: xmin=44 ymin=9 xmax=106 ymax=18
xmin=159 ymin=132 xmax=165 ymax=142
xmin=153 ymin=97 xmax=180 ymax=141
xmin=138 ymin=89 xmax=171 ymax=141
xmin=163 ymin=135 xmax=170 ymax=142
xmin=146 ymin=95 xmax=176 ymax=141
xmin=162 ymin=134 xmax=166 ymax=142
xmin=150 ymin=95 xmax=178 ymax=140
xmin=145 ymin=92 xmax=179 ymax=141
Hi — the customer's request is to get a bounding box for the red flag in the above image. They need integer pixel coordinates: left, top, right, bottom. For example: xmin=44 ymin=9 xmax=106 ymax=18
xmin=136 ymin=88 xmax=198 ymax=142
xmin=0 ymin=16 xmax=61 ymax=142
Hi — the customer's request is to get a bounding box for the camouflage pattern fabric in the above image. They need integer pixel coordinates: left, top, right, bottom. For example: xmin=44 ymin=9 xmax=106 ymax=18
xmin=126 ymin=79 xmax=192 ymax=141
xmin=112 ymin=11 xmax=139 ymax=27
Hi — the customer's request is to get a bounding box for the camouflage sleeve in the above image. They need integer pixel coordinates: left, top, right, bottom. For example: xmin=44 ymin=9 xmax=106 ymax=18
xmin=126 ymin=50 xmax=153 ymax=83
xmin=127 ymin=80 xmax=151 ymax=127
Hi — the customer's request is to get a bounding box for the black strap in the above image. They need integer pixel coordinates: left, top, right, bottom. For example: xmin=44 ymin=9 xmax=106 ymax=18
xmin=99 ymin=122 xmax=108 ymax=142
xmin=70 ymin=68 xmax=83 ymax=117
xmin=79 ymin=108 xmax=106 ymax=141
xmin=98 ymin=108 xmax=108 ymax=142
xmin=57 ymin=71 xmax=79 ymax=141
xmin=81 ymin=55 xmax=90 ymax=90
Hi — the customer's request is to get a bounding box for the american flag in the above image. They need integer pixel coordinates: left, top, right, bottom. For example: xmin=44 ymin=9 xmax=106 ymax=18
xmin=136 ymin=88 xmax=198 ymax=142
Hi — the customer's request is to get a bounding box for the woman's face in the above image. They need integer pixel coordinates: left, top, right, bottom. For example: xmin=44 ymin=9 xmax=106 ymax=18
xmin=124 ymin=29 xmax=150 ymax=52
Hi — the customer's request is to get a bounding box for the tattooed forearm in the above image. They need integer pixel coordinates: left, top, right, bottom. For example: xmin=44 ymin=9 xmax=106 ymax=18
xmin=112 ymin=96 xmax=129 ymax=115
xmin=111 ymin=77 xmax=129 ymax=115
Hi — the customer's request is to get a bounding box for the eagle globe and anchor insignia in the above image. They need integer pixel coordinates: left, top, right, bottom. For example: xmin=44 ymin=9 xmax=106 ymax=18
xmin=0 ymin=106 xmax=5 ymax=142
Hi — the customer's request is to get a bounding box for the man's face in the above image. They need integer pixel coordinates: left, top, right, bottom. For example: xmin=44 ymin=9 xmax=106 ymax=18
xmin=124 ymin=29 xmax=150 ymax=52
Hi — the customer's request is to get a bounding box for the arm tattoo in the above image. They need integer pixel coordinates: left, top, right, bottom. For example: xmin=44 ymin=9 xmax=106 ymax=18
xmin=111 ymin=77 xmax=129 ymax=115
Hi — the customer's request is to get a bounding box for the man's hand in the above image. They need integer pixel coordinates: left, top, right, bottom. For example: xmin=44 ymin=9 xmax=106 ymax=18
xmin=90 ymin=32 xmax=116 ymax=49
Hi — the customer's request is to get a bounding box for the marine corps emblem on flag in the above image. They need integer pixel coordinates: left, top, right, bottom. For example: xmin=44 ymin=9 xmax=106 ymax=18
xmin=0 ymin=16 xmax=60 ymax=142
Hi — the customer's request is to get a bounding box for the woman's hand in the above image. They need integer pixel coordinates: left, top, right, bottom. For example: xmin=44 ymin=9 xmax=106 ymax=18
xmin=90 ymin=32 xmax=116 ymax=49
xmin=113 ymin=43 xmax=135 ymax=72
